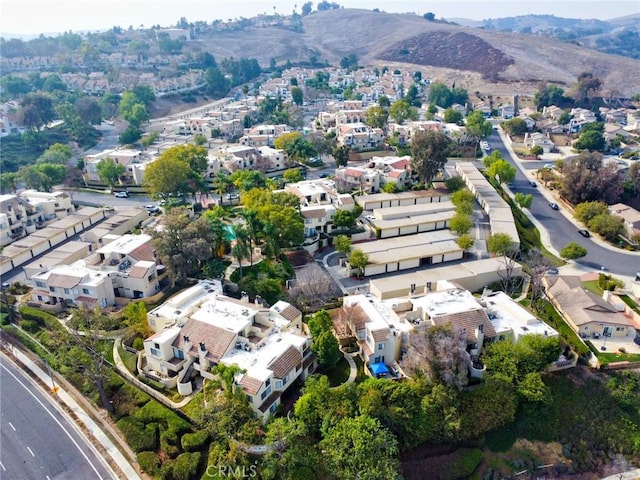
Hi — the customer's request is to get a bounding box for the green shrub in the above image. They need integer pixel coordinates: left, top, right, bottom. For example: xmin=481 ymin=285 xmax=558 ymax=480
xmin=137 ymin=451 xmax=161 ymax=475
xmin=132 ymin=337 xmax=144 ymax=350
xmin=449 ymin=448 xmax=483 ymax=479
xmin=18 ymin=306 xmax=62 ymax=331
xmin=160 ymin=429 xmax=181 ymax=458
xmin=116 ymin=417 xmax=157 ymax=452
xmin=181 ymin=430 xmax=210 ymax=452
xmin=19 ymin=319 xmax=39 ymax=333
xmin=172 ymin=452 xmax=201 ymax=480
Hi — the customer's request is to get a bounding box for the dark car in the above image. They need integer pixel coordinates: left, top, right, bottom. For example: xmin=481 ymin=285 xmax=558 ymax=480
xmin=578 ymin=229 xmax=590 ymax=237
xmin=549 ymin=202 xmax=559 ymax=210
xmin=529 ymin=181 xmax=537 ymax=187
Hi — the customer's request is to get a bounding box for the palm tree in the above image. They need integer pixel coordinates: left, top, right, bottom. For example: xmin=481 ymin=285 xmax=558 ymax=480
xmin=232 ymin=225 xmax=250 ymax=277
xmin=240 ymin=210 xmax=261 ymax=266
xmin=213 ymin=171 xmax=231 ymax=205
xmin=209 ymin=217 xmax=228 ymax=258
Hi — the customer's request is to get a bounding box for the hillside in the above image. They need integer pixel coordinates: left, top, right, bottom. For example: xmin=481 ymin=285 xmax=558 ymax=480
xmin=192 ymin=9 xmax=640 ymax=97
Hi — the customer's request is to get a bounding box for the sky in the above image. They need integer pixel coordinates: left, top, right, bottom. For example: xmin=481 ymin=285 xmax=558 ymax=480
xmin=2 ymin=0 xmax=638 ymax=37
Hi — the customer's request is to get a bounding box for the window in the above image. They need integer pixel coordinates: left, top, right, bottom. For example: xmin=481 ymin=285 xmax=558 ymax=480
xmin=283 ymin=374 xmax=289 ymax=385
xmin=260 ymin=386 xmax=272 ymax=400
xmin=265 ymin=378 xmax=271 ymax=387
xmin=173 ymin=348 xmax=184 ymax=360
xmin=616 ymin=327 xmax=625 ymax=332
xmin=83 ymin=288 xmax=90 ymax=295
xmin=378 ymin=343 xmax=385 ymax=351
xmin=35 ymin=281 xmax=45 ymax=288
xmin=49 ymin=287 xmax=56 ymax=292
xmin=150 ymin=348 xmax=161 ymax=357
xmin=246 ymin=395 xmax=253 ymax=404
xmin=154 ymin=342 xmax=160 ymax=349
xmin=275 ymin=380 xmax=282 ymax=389
xmin=64 ymin=288 xmax=70 ymax=294
xmin=269 ymin=403 xmax=278 ymax=414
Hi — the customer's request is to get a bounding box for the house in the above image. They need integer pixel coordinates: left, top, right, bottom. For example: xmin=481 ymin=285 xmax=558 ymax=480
xmin=334 ymin=166 xmax=380 ymax=194
xmin=84 ymin=149 xmax=146 ymax=185
xmin=500 ymin=105 xmax=515 ymax=119
xmin=545 ymin=275 xmax=636 ymax=339
xmin=30 ymin=263 xmax=115 ymax=309
xmin=283 ymin=179 xmax=354 ymax=238
xmin=335 ymin=122 xmax=384 ymax=151
xmin=0 ymin=192 xmax=72 ymax=247
xmin=239 ymin=124 xmax=291 ymax=147
xmin=143 ymin=281 xmax=314 ymax=420
xmin=29 ymin=233 xmax=160 ymax=307
xmin=523 ymin=132 xmax=555 ymax=153
xmin=609 ymin=203 xmax=640 ymax=236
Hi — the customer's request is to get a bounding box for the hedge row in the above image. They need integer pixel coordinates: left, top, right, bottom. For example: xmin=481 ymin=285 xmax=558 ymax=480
xmin=18 ymin=306 xmax=63 ymax=331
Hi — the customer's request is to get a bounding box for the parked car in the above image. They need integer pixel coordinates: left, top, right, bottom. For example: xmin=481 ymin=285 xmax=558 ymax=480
xmin=145 ymin=205 xmax=161 ymax=214
xmin=114 ymin=191 xmax=129 ymax=198
xmin=578 ymin=229 xmax=590 ymax=237
xmin=365 ymin=215 xmax=376 ymax=222
xmin=549 ymin=202 xmax=559 ymax=210
xmin=547 ymin=268 xmax=559 ymax=275
xmin=543 ymin=163 xmax=554 ymax=170
xmin=529 ymin=181 xmax=537 ymax=187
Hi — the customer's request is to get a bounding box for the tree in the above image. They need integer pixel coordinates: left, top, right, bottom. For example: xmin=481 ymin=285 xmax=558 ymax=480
xmin=560 ymin=242 xmax=588 ymax=260
xmin=122 ymin=301 xmax=150 ymax=338
xmin=501 ymin=117 xmax=528 ymax=136
xmin=428 ymin=82 xmax=453 ymax=108
xmin=37 ymin=143 xmax=73 ymax=164
xmin=74 ymin=96 xmax=102 ymax=125
xmin=450 ymin=213 xmax=473 ymax=235
xmin=319 ymin=415 xmax=401 ymax=480
xmin=572 ymin=72 xmax=602 ymax=107
xmin=534 ymin=82 xmax=568 ymax=110
xmin=348 ymin=249 xmax=368 ymax=278
xmin=561 ymin=152 xmax=622 ymax=205
xmin=119 ymin=125 xmax=142 ymax=144
xmin=404 ymin=84 xmax=422 ymax=107
xmin=401 ymin=323 xmax=471 ymax=390
xmin=18 ymin=164 xmax=66 ymax=191
xmin=232 ymin=225 xmax=251 ymax=278
xmin=334 ymin=235 xmax=352 ymax=257
xmin=487 ymin=233 xmax=520 ymax=294
xmin=575 ymin=130 xmax=605 ymax=152
xmin=530 ymin=145 xmax=544 ymax=157
xmin=589 ymin=213 xmax=625 ymax=242
xmin=332 ymin=144 xmax=350 ymax=167
xmin=301 ymin=2 xmax=313 ymax=16
xmin=152 ymin=212 xmax=217 ymax=284
xmin=308 ymin=310 xmax=333 ymax=338
xmin=63 ymin=307 xmax=114 ymax=412
xmin=290 ymin=86 xmax=303 ymax=106
xmin=364 ymin=105 xmax=388 ymax=129
xmin=445 ymin=176 xmax=466 ymax=192
xmin=411 ymin=130 xmax=451 ymax=186
xmin=444 ymin=108 xmax=463 ymax=124
xmin=466 ymin=111 xmax=493 ymax=154
xmin=332 ymin=209 xmax=355 ymax=229
xmin=96 ymin=158 xmax=125 ymax=189
xmin=574 ymin=201 xmax=609 ymax=224
xmin=20 ymin=92 xmax=56 ymax=130
xmin=457 ymin=233 xmax=475 ymax=251
xmin=143 ymin=145 xmax=207 ymax=198
xmin=205 ymin=66 xmax=231 ymax=98
xmin=313 ymin=331 xmax=341 ymax=369
xmin=283 ymin=168 xmax=303 ymax=183
xmin=486 ymin=159 xmax=516 ymax=185
xmin=389 ymin=99 xmax=418 ymax=124
xmin=382 ymin=182 xmax=397 ymax=193
xmin=514 ymin=192 xmax=533 ymax=209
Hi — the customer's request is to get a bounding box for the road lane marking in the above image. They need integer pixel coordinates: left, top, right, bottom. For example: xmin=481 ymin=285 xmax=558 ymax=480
xmin=0 ymin=363 xmax=105 ymax=479
xmin=0 ymin=460 xmax=6 ymax=471
xmin=8 ymin=422 xmax=16 ymax=431
xmin=27 ymin=446 xmax=35 ymax=457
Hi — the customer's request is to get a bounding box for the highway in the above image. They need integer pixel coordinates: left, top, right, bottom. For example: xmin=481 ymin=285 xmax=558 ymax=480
xmin=0 ymin=355 xmax=114 ymax=479
xmin=488 ymin=129 xmax=640 ymax=276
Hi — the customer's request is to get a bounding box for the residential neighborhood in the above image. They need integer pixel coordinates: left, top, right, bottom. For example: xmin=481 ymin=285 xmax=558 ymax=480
xmin=1 ymin=4 xmax=640 ymax=480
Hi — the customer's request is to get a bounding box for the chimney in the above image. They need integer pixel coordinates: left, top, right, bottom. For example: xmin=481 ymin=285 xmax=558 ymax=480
xmin=183 ymin=335 xmax=192 ymax=351
xmin=199 ymin=342 xmax=206 ymax=352
xmin=198 ymin=342 xmax=208 ymax=367
xmin=475 ymin=324 xmax=485 ymax=349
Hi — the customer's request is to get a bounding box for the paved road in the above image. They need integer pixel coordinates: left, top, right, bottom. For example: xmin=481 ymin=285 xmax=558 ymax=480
xmin=489 ymin=130 xmax=640 ymax=276
xmin=0 ymin=355 xmax=114 ymax=479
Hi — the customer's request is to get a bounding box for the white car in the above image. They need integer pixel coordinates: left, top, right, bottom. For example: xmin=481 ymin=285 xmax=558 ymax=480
xmin=113 ymin=191 xmax=129 ymax=198
xmin=365 ymin=215 xmax=376 ymax=222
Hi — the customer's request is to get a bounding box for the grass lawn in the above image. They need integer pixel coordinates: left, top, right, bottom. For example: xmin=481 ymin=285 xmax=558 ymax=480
xmin=323 ymin=356 xmax=351 ymax=387
xmin=582 ymin=280 xmax=603 ymax=296
xmin=118 ymin=346 xmax=138 ymax=373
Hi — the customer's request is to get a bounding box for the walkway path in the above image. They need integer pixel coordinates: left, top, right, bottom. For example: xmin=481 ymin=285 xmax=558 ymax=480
xmin=343 ymin=351 xmax=358 ymax=384
xmin=3 ymin=344 xmax=141 ymax=480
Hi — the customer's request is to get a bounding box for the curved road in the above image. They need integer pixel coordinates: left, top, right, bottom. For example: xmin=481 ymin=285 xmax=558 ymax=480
xmin=0 ymin=355 xmax=114 ymax=479
xmin=489 ymin=129 xmax=640 ymax=276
